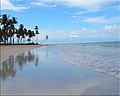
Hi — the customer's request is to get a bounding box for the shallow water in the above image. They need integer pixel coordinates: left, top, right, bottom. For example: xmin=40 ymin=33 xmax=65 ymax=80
xmin=60 ymin=43 xmax=120 ymax=78
xmin=0 ymin=46 xmax=119 ymax=95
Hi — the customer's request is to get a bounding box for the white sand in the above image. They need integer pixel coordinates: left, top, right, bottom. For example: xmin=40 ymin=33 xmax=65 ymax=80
xmin=0 ymin=45 xmax=41 ymax=63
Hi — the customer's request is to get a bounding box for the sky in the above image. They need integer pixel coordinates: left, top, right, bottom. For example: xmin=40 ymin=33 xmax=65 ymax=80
xmin=1 ymin=0 xmax=120 ymax=44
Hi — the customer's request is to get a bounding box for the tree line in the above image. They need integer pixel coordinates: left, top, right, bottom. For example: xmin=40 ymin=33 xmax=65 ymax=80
xmin=0 ymin=14 xmax=40 ymax=44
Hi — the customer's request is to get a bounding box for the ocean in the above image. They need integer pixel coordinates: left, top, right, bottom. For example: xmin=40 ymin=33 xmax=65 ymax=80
xmin=60 ymin=41 xmax=120 ymax=78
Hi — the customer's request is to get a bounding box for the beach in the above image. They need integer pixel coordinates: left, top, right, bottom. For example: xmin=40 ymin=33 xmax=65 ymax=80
xmin=0 ymin=44 xmax=119 ymax=95
xmin=0 ymin=45 xmax=41 ymax=63
xmin=1 ymin=0 xmax=119 ymax=95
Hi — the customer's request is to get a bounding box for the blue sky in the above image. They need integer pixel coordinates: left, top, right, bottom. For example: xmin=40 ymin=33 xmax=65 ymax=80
xmin=1 ymin=0 xmax=120 ymax=44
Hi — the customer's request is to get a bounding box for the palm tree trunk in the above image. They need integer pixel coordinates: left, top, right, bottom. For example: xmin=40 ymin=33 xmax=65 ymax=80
xmin=12 ymin=35 xmax=14 ymax=44
xmin=36 ymin=35 xmax=38 ymax=44
xmin=10 ymin=37 xmax=12 ymax=44
xmin=17 ymin=38 xmax=20 ymax=44
xmin=40 ymin=39 xmax=45 ymax=44
xmin=20 ymin=37 xmax=22 ymax=44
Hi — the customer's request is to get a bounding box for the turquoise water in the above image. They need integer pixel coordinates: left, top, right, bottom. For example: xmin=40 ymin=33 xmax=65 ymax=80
xmin=68 ymin=41 xmax=120 ymax=46
xmin=0 ymin=45 xmax=119 ymax=95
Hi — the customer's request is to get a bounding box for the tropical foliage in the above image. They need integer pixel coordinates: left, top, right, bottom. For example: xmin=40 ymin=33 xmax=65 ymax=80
xmin=0 ymin=14 xmax=40 ymax=44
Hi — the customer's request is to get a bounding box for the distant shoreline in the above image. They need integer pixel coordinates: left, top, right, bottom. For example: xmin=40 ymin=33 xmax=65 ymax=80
xmin=0 ymin=40 xmax=119 ymax=45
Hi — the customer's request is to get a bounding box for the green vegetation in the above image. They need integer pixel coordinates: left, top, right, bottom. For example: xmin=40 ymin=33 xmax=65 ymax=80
xmin=0 ymin=14 xmax=40 ymax=44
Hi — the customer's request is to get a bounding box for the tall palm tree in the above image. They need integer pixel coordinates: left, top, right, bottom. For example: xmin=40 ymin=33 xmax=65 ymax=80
xmin=40 ymin=35 xmax=48 ymax=44
xmin=7 ymin=19 xmax=13 ymax=44
xmin=27 ymin=30 xmax=32 ymax=44
xmin=27 ymin=30 xmax=35 ymax=44
xmin=0 ymin=14 xmax=40 ymax=45
xmin=1 ymin=14 xmax=17 ymax=44
xmin=23 ymin=28 xmax=28 ymax=43
xmin=32 ymin=31 xmax=35 ymax=43
xmin=18 ymin=24 xmax=24 ymax=44
xmin=1 ymin=14 xmax=9 ymax=44
xmin=35 ymin=26 xmax=39 ymax=44
xmin=0 ymin=28 xmax=3 ymax=43
xmin=16 ymin=29 xmax=20 ymax=44
xmin=11 ymin=17 xmax=17 ymax=44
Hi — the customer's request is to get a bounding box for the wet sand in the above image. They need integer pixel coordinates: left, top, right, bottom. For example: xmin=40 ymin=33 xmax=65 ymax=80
xmin=1 ymin=46 xmax=119 ymax=95
xmin=0 ymin=45 xmax=42 ymax=63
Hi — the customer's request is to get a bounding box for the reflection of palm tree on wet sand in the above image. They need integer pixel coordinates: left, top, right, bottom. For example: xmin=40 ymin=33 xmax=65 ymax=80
xmin=1 ymin=51 xmax=37 ymax=80
xmin=1 ymin=56 xmax=16 ymax=80
xmin=46 ymin=47 xmax=49 ymax=59
xmin=35 ymin=49 xmax=39 ymax=67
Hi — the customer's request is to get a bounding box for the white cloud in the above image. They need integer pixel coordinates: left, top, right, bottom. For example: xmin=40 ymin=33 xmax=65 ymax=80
xmin=104 ymin=25 xmax=119 ymax=31
xmin=85 ymin=16 xmax=119 ymax=23
xmin=38 ymin=29 xmax=68 ymax=40
xmin=69 ymin=31 xmax=81 ymax=38
xmin=32 ymin=0 xmax=117 ymax=11
xmin=82 ymin=27 xmax=88 ymax=31
xmin=38 ymin=24 xmax=119 ymax=42
xmin=1 ymin=0 xmax=30 ymax=11
xmin=34 ymin=24 xmax=119 ymax=44
xmin=74 ymin=11 xmax=85 ymax=15
xmin=30 ymin=2 xmax=57 ymax=8
xmin=83 ymin=16 xmax=108 ymax=23
xmin=2 ymin=0 xmax=118 ymax=12
xmin=104 ymin=25 xmax=120 ymax=37
xmin=71 ymin=15 xmax=119 ymax=24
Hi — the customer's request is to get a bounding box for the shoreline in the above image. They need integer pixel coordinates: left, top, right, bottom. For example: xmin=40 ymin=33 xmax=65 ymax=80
xmin=60 ymin=44 xmax=120 ymax=79
xmin=0 ymin=44 xmax=61 ymax=64
xmin=0 ymin=45 xmax=43 ymax=63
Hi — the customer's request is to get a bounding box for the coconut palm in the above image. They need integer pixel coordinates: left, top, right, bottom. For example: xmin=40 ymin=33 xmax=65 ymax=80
xmin=11 ymin=17 xmax=17 ymax=44
xmin=27 ymin=30 xmax=32 ymax=43
xmin=16 ymin=29 xmax=20 ymax=44
xmin=7 ymin=19 xmax=13 ymax=44
xmin=0 ymin=14 xmax=40 ymax=45
xmin=18 ymin=24 xmax=24 ymax=44
xmin=0 ymin=14 xmax=17 ymax=44
xmin=23 ymin=28 xmax=28 ymax=43
xmin=27 ymin=30 xmax=35 ymax=44
xmin=1 ymin=14 xmax=9 ymax=43
xmin=0 ymin=28 xmax=3 ymax=43
xmin=35 ymin=26 xmax=39 ymax=44
xmin=40 ymin=35 xmax=48 ymax=44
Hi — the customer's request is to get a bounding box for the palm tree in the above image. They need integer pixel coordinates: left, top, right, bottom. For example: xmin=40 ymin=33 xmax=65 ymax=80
xmin=27 ymin=30 xmax=35 ymax=44
xmin=16 ymin=29 xmax=20 ymax=44
xmin=7 ymin=19 xmax=13 ymax=44
xmin=35 ymin=26 xmax=39 ymax=44
xmin=40 ymin=35 xmax=48 ymax=44
xmin=11 ymin=17 xmax=17 ymax=44
xmin=0 ymin=14 xmax=40 ymax=45
xmin=1 ymin=14 xmax=9 ymax=44
xmin=23 ymin=28 xmax=28 ymax=43
xmin=27 ymin=30 xmax=32 ymax=44
xmin=17 ymin=24 xmax=24 ymax=44
xmin=32 ymin=31 xmax=35 ymax=43
xmin=0 ymin=14 xmax=17 ymax=44
xmin=0 ymin=28 xmax=3 ymax=43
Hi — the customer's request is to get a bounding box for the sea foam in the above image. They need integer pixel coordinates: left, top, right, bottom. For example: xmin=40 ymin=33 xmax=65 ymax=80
xmin=60 ymin=43 xmax=120 ymax=78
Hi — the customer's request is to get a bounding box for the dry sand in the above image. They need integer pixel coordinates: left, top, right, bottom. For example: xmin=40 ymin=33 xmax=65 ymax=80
xmin=0 ymin=45 xmax=42 ymax=63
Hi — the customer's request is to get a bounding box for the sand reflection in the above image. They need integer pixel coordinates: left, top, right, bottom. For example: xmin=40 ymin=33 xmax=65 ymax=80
xmin=0 ymin=49 xmax=40 ymax=80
